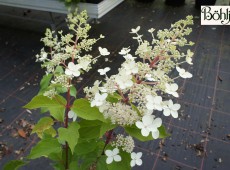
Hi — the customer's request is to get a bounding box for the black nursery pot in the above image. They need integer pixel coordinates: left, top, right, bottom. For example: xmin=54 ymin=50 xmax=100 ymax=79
xmin=195 ymin=0 xmax=216 ymax=10
xmin=85 ymin=0 xmax=103 ymax=4
xmin=165 ymin=0 xmax=185 ymax=6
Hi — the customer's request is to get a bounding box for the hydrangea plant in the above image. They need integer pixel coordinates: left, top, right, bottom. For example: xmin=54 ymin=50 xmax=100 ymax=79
xmin=4 ymin=10 xmax=194 ymax=170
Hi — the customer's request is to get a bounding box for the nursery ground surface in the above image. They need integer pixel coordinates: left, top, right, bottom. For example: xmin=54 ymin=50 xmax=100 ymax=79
xmin=0 ymin=0 xmax=230 ymax=169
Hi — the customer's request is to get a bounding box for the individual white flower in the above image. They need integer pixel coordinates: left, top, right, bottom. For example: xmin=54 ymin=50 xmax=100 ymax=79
xmin=163 ymin=100 xmax=181 ymax=118
xmin=145 ymin=74 xmax=155 ymax=81
xmin=123 ymin=54 xmax=136 ymax=61
xmin=115 ymin=71 xmax=133 ymax=89
xmin=148 ymin=28 xmax=155 ymax=33
xmin=176 ymin=66 xmax=193 ymax=78
xmin=65 ymin=62 xmax=81 ymax=77
xmin=130 ymin=26 xmax=140 ymax=34
xmin=119 ymin=48 xmax=131 ymax=55
xmin=165 ymin=83 xmax=179 ymax=98
xmin=68 ymin=110 xmax=77 ymax=121
xmin=135 ymin=115 xmax=162 ymax=137
xmin=186 ymin=56 xmax=193 ymax=65
xmin=133 ymin=35 xmax=143 ymax=40
xmin=130 ymin=152 xmax=143 ymax=167
xmin=105 ymin=148 xmax=121 ymax=164
xmin=91 ymin=92 xmax=108 ymax=107
xmin=39 ymin=52 xmax=48 ymax=61
xmin=99 ymin=47 xmax=110 ymax=56
xmin=100 ymin=34 xmax=105 ymax=38
xmin=78 ymin=59 xmax=91 ymax=71
xmin=98 ymin=67 xmax=110 ymax=75
xmin=146 ymin=95 xmax=163 ymax=111
xmin=122 ymin=60 xmax=138 ymax=75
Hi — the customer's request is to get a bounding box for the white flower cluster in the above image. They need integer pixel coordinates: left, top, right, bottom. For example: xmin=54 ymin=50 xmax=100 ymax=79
xmin=111 ymin=135 xmax=134 ymax=153
xmin=35 ymin=10 xmax=106 ymax=97
xmin=85 ymin=15 xmax=194 ymax=139
xmin=100 ymin=102 xmax=140 ymax=126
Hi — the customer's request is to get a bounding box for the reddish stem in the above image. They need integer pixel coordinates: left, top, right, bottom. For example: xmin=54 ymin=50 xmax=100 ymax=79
xmin=64 ymin=83 xmax=71 ymax=169
xmin=150 ymin=56 xmax=160 ymax=68
xmin=101 ymin=129 xmax=114 ymax=155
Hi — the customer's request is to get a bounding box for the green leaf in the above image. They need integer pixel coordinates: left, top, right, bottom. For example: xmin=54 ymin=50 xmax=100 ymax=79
xmin=100 ymin=122 xmax=116 ymax=137
xmin=32 ymin=117 xmax=54 ymax=138
xmin=70 ymin=86 xmax=77 ymax=98
xmin=3 ymin=160 xmax=28 ymax=170
xmin=28 ymin=135 xmax=61 ymax=159
xmin=78 ymin=120 xmax=102 ymax=139
xmin=58 ymin=122 xmax=80 ymax=154
xmin=24 ymin=95 xmax=66 ymax=110
xmin=131 ymin=104 xmax=141 ymax=116
xmin=97 ymin=156 xmax=108 ymax=170
xmin=38 ymin=74 xmax=53 ymax=94
xmin=55 ymin=85 xmax=67 ymax=94
xmin=106 ymin=93 xmax=122 ymax=103
xmin=74 ymin=139 xmax=98 ymax=155
xmin=79 ymin=150 xmax=98 ymax=170
xmin=158 ymin=125 xmax=170 ymax=138
xmin=49 ymin=107 xmax=65 ymax=122
xmin=43 ymin=126 xmax=57 ymax=137
xmin=125 ymin=125 xmax=154 ymax=142
xmin=69 ymin=160 xmax=79 ymax=170
xmin=55 ymin=66 xmax=64 ymax=74
xmin=107 ymin=150 xmax=131 ymax=170
xmin=72 ymin=99 xmax=106 ymax=122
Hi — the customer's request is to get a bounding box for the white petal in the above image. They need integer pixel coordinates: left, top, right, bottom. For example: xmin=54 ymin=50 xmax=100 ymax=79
xmin=130 ymin=160 xmax=136 ymax=167
xmin=171 ymin=83 xmax=178 ymax=91
xmin=146 ymin=95 xmax=154 ymax=101
xmin=171 ymin=111 xmax=178 ymax=118
xmin=146 ymin=102 xmax=154 ymax=110
xmin=142 ymin=115 xmax=154 ymax=125
xmin=172 ymin=104 xmax=181 ymax=111
xmin=90 ymin=100 xmax=96 ymax=107
xmin=141 ymin=128 xmax=150 ymax=136
xmin=136 ymin=121 xmax=144 ymax=129
xmin=168 ymin=100 xmax=173 ymax=107
xmin=147 ymin=124 xmax=157 ymax=132
xmin=136 ymin=152 xmax=142 ymax=159
xmin=176 ymin=66 xmax=182 ymax=73
xmin=106 ymin=157 xmax=113 ymax=164
xmin=65 ymin=69 xmax=72 ymax=76
xmin=73 ymin=114 xmax=77 ymax=121
xmin=152 ymin=130 xmax=159 ymax=139
xmin=165 ymin=83 xmax=170 ymax=90
xmin=105 ymin=150 xmax=113 ymax=157
xmin=172 ymin=92 xmax=179 ymax=98
xmin=155 ymin=104 xmax=163 ymax=111
xmin=131 ymin=152 xmax=136 ymax=159
xmin=101 ymin=93 xmax=108 ymax=100
xmin=73 ymin=71 xmax=80 ymax=77
xmin=68 ymin=110 xmax=74 ymax=118
xmin=68 ymin=62 xmax=75 ymax=69
xmin=113 ymin=148 xmax=119 ymax=155
xmin=136 ymin=158 xmax=143 ymax=166
xmin=163 ymin=108 xmax=171 ymax=116
xmin=153 ymin=118 xmax=162 ymax=127
xmin=113 ymin=155 xmax=121 ymax=162
xmin=154 ymin=96 xmax=162 ymax=104
xmin=104 ymin=67 xmax=110 ymax=72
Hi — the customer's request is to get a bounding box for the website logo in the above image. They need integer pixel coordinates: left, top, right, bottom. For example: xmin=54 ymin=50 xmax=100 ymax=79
xmin=201 ymin=6 xmax=230 ymax=25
